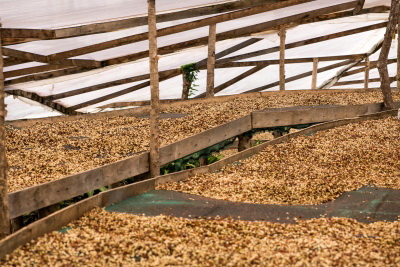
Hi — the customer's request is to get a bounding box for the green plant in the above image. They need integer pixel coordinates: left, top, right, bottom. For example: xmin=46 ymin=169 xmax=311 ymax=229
xmin=180 ymin=63 xmax=200 ymax=96
xmin=207 ymin=154 xmax=223 ymax=164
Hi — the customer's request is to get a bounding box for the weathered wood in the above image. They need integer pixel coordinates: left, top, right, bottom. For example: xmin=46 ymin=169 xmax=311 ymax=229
xmin=27 ymin=0 xmax=310 ymax=62
xmin=353 ymin=0 xmax=366 ymax=15
xmin=159 ymin=116 xmax=252 ymax=165
xmin=104 ymin=1 xmax=358 ymax=68
xmin=148 ymin=0 xmax=160 ymax=178
xmin=181 ymin=73 xmax=191 ymax=100
xmin=252 ymin=102 xmax=390 ymax=128
xmin=0 ymin=23 xmax=10 ymax=239
xmin=238 ymin=134 xmax=252 ymax=152
xmin=377 ymin=0 xmax=399 ymax=110
xmin=335 ymin=77 xmax=395 ymax=86
xmin=217 ymin=22 xmax=388 ymax=64
xmin=279 ymin=26 xmax=286 ymax=91
xmin=8 ymin=153 xmax=149 ymax=219
xmin=206 ymin=24 xmax=217 ymax=98
xmin=364 ymin=57 xmax=370 ymax=90
xmin=196 ymin=64 xmax=268 ymax=99
xmin=4 ymin=66 xmax=93 ymax=86
xmin=245 ymin=60 xmax=355 ymax=93
xmin=312 ymin=58 xmax=319 ymax=89
xmin=398 ymin=16 xmax=400 ymax=89
xmin=216 ymin=54 xmax=365 ymax=68
xmin=1 ymin=0 xmax=300 ymax=40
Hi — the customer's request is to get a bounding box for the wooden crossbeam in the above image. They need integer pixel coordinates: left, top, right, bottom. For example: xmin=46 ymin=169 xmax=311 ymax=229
xmin=244 ymin=60 xmax=356 ymax=93
xmin=1 ymin=0 xmax=298 ymax=40
xmin=334 ymin=77 xmax=396 ymax=86
xmin=48 ymin=38 xmax=261 ymax=101
xmin=195 ymin=64 xmax=269 ymax=99
xmin=215 ymin=54 xmax=365 ymax=68
xmin=342 ymin=59 xmax=397 ymax=77
xmin=217 ymin=22 xmax=387 ymax=64
xmin=45 ymin=0 xmax=315 ymax=62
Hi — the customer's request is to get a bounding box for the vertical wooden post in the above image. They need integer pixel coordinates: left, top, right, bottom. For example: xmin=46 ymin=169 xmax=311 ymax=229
xmin=148 ymin=0 xmax=160 ymax=178
xmin=364 ymin=57 xmax=370 ymax=90
xmin=181 ymin=74 xmax=191 ymax=100
xmin=238 ymin=134 xmax=252 ymax=152
xmin=0 ymin=23 xmax=10 ymax=239
xmin=206 ymin=24 xmax=216 ymax=98
xmin=279 ymin=26 xmax=286 ymax=91
xmin=397 ymin=17 xmax=400 ymax=89
xmin=377 ymin=0 xmax=399 ymax=110
xmin=311 ymin=58 xmax=319 ymax=89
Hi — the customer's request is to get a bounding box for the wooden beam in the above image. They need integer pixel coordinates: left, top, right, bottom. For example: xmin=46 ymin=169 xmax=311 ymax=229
xmin=148 ymin=0 xmax=160 ymax=178
xmin=377 ymin=0 xmax=400 ymax=110
xmin=1 ymin=0 xmax=301 ymax=40
xmin=334 ymin=77 xmax=396 ymax=86
xmin=364 ymin=57 xmax=370 ymax=90
xmin=252 ymin=102 xmax=385 ymax=128
xmin=4 ymin=66 xmax=93 ymax=86
xmin=279 ymin=26 xmax=286 ymax=91
xmin=5 ymin=89 xmax=79 ymax=115
xmin=195 ymin=64 xmax=268 ymax=98
xmin=312 ymin=58 xmax=319 ymax=89
xmin=244 ymin=60 xmax=356 ymax=93
xmin=0 ymin=23 xmax=10 ymax=239
xmin=19 ymin=0 xmax=306 ymax=63
xmin=206 ymin=24 xmax=217 ymax=98
xmin=217 ymin=22 xmax=388 ymax=64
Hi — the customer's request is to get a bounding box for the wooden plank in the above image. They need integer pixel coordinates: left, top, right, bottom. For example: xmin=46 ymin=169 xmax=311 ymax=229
xmin=3 ymin=57 xmax=30 ymax=67
xmin=6 ymin=89 xmax=79 ymax=115
xmin=1 ymin=47 xmax=100 ymax=68
xmin=279 ymin=26 xmax=286 ymax=91
xmin=1 ymin=0 xmax=295 ymax=39
xmin=41 ymin=0 xmax=313 ymax=61
xmin=195 ymin=64 xmax=268 ymax=99
xmin=148 ymin=0 xmax=161 ymax=178
xmin=312 ymin=58 xmax=319 ymax=89
xmin=0 ymin=195 xmax=102 ymax=260
xmin=217 ymin=22 xmax=388 ymax=64
xmin=252 ymin=102 xmax=386 ymax=128
xmin=206 ymin=24 xmax=217 ymax=98
xmin=0 ymin=23 xmax=10 ymax=239
xmin=335 ymin=77 xmax=396 ymax=86
xmin=103 ymin=1 xmax=359 ymax=67
xmin=215 ymin=54 xmax=365 ymax=68
xmin=159 ymin=115 xmax=252 ymax=165
xmin=244 ymin=60 xmax=356 ymax=93
xmin=4 ymin=66 xmax=93 ymax=86
xmin=8 ymin=152 xmax=149 ymax=219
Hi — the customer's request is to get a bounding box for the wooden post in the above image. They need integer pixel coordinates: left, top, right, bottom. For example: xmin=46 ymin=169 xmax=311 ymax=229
xmin=279 ymin=26 xmax=286 ymax=91
xmin=311 ymin=58 xmax=318 ymax=89
xmin=206 ymin=24 xmax=216 ymax=98
xmin=364 ymin=57 xmax=370 ymax=90
xmin=238 ymin=134 xmax=252 ymax=152
xmin=0 ymin=22 xmax=10 ymax=239
xmin=397 ymin=16 xmax=400 ymax=89
xmin=377 ymin=0 xmax=399 ymax=110
xmin=148 ymin=0 xmax=160 ymax=177
xmin=181 ymin=73 xmax=191 ymax=100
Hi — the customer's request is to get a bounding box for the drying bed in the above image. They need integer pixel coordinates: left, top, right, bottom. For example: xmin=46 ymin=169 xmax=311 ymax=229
xmin=1 ymin=208 xmax=399 ymax=266
xmin=7 ymin=91 xmax=400 ymax=192
xmin=159 ymin=116 xmax=400 ymax=205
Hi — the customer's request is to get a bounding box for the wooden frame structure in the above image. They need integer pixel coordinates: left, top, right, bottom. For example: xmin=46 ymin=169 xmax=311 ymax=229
xmin=1 ymin=0 xmax=390 ymax=115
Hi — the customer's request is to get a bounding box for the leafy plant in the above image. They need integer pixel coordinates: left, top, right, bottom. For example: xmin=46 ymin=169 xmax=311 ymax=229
xmin=180 ymin=63 xmax=200 ymax=96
